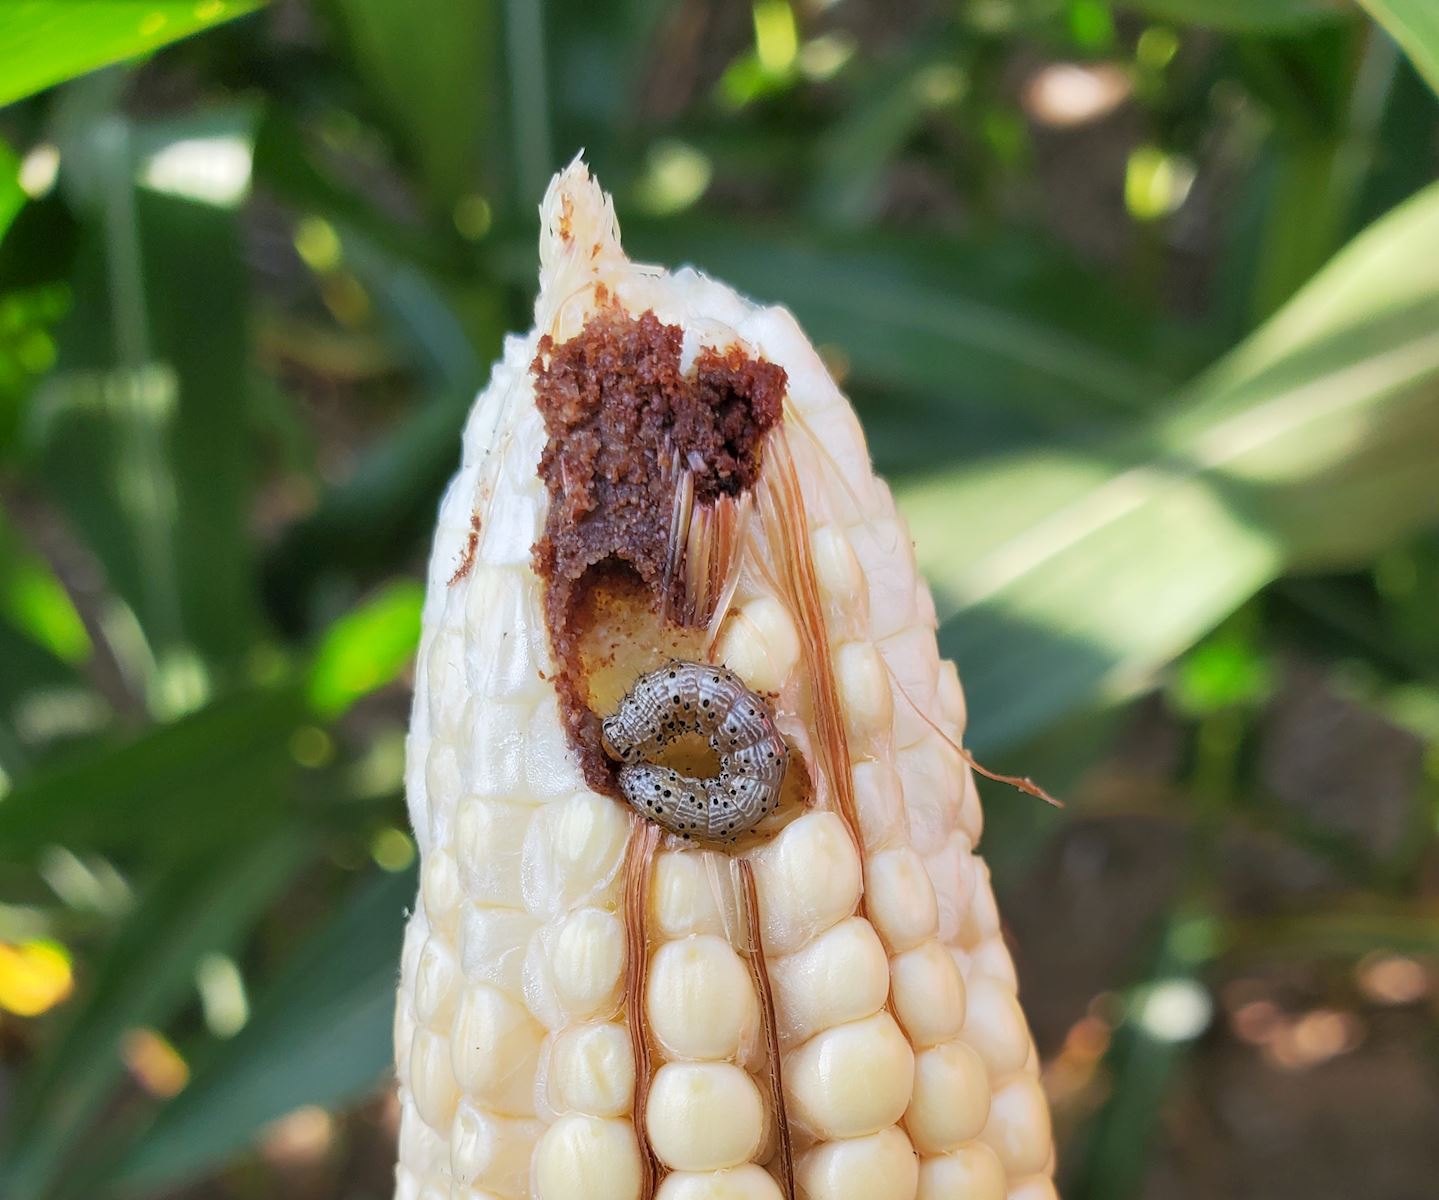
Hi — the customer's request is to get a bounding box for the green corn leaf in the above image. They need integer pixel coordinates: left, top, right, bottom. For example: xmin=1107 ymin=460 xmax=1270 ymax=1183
xmin=611 ymin=219 xmax=1200 ymax=453
xmin=907 ymin=181 xmax=1439 ymax=752
xmin=1116 ymin=0 xmax=1348 ymax=33
xmin=0 ymin=684 xmax=307 ymax=862
xmin=324 ymin=0 xmax=496 ymax=212
xmin=1358 ymin=0 xmax=1439 ymax=97
xmin=0 ymin=1 xmax=265 ymax=107
xmin=31 ymin=122 xmax=258 ymax=713
xmin=0 ymin=827 xmax=310 ymax=1200
xmin=112 ymin=866 xmax=416 ymax=1192
xmin=0 ymin=139 xmax=23 ymax=236
xmin=308 ymin=579 xmax=423 ymax=717
xmin=0 ymin=510 xmax=91 ymax=666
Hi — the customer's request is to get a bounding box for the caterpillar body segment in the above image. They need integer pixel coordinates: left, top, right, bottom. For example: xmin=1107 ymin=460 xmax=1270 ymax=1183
xmin=603 ymin=661 xmax=788 ymax=843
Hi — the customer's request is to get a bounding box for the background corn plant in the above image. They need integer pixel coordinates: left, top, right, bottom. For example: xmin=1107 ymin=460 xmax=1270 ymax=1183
xmin=0 ymin=1 xmax=1437 ymax=1197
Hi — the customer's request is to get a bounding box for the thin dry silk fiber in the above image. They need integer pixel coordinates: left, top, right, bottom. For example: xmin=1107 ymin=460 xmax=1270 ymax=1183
xmin=396 ymin=159 xmax=1056 ymax=1200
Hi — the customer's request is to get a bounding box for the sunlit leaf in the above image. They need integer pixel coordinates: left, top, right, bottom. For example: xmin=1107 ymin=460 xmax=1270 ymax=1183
xmin=1169 ymin=622 xmax=1275 ymax=716
xmin=0 ymin=512 xmax=91 ymax=664
xmin=307 ymin=579 xmax=423 ymax=716
xmin=906 ymin=181 xmax=1439 ymax=751
xmin=0 ymin=1 xmax=265 ymax=108
xmin=0 ymin=140 xmax=23 ymax=236
xmin=1357 ymin=0 xmax=1439 ymax=97
xmin=114 ymin=867 xmax=415 ymax=1191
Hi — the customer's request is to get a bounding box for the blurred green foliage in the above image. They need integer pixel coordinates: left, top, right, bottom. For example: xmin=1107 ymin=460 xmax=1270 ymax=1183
xmin=0 ymin=2 xmax=1436 ymax=1198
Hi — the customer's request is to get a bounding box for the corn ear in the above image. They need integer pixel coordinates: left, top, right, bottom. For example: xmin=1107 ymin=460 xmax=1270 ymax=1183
xmin=395 ymin=159 xmax=1056 ymax=1200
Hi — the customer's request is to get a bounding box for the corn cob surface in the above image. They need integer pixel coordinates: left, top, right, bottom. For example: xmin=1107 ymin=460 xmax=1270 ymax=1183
xmin=396 ymin=159 xmax=1056 ymax=1200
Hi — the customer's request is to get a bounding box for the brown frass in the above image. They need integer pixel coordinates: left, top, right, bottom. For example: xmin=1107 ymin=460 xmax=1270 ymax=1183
xmin=531 ymin=307 xmax=786 ymax=795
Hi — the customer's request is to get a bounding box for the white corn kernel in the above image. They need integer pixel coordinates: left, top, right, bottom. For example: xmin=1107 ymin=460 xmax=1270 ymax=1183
xmin=835 ymin=642 xmax=893 ymax=740
xmin=651 ymin=851 xmax=733 ymax=940
xmin=961 ymin=976 xmax=1031 ymax=1078
xmin=851 ymin=760 xmax=905 ymax=853
xmin=460 ymin=905 xmax=539 ymax=997
xmin=904 ymin=1041 xmax=991 ymax=1153
xmin=466 ymin=566 xmax=546 ymax=701
xmin=1008 ymin=1176 xmax=1059 ymax=1200
xmin=980 ymin=1074 xmax=1053 ymax=1177
xmin=399 ymin=1095 xmax=447 ymax=1176
xmin=456 ymin=796 xmax=531 ymax=906
xmin=795 ymin=1127 xmax=919 ymax=1200
xmin=935 ymin=659 xmax=966 ymax=733
xmin=394 ymin=997 xmax=416 ymax=1080
xmin=881 ymin=626 xmax=941 ymax=751
xmin=425 ymin=628 xmax=468 ymax=738
xmin=534 ymin=1114 xmax=642 ymax=1200
xmin=956 ymin=862 xmax=1001 ymax=949
xmin=646 ymin=1062 xmax=765 ymax=1171
xmin=547 ymin=907 xmax=626 ymax=1022
xmin=656 ymin=1164 xmax=783 ymax=1199
xmin=400 ymin=916 xmax=427 ymax=997
xmin=451 ymin=1102 xmax=543 ymax=1197
xmin=890 ymin=940 xmax=966 ymax=1048
xmin=897 ymin=737 xmax=961 ymax=855
xmin=549 ymin=1021 xmax=635 ymax=1117
xmin=768 ymin=917 xmax=889 ymax=1047
xmin=410 ymin=1027 xmax=460 ymax=1130
xmin=811 ymin=525 xmax=867 ymax=624
xmin=647 ymin=935 xmax=758 ymax=1061
xmin=969 ymin=936 xmax=1020 ymax=991
xmin=956 ymin=767 xmax=984 ymax=845
xmin=716 ymin=596 xmax=801 ymax=694
xmin=414 ymin=934 xmax=460 ymax=1028
xmin=915 ymin=1143 xmax=1005 ymax=1200
xmin=847 ymin=518 xmax=917 ymax=642
xmin=785 ymin=1011 xmax=915 ymax=1139
xmin=866 ymin=847 xmax=939 ymax=953
xmin=524 ymin=695 xmax=577 ymax=802
xmin=478 ymin=488 xmax=543 ymax=569
xmin=421 ymin=847 xmax=462 ymax=931
xmin=926 ymin=833 xmax=977 ymax=946
xmin=451 ymin=984 xmax=543 ymax=1114
xmin=522 ymin=792 xmax=629 ymax=917
xmin=751 ymin=812 xmax=862 ymax=956
xmin=465 ymin=697 xmax=531 ymax=799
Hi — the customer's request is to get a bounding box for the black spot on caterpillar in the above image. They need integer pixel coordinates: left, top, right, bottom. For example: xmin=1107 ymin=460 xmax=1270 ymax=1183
xmin=601 ymin=661 xmax=788 ymax=843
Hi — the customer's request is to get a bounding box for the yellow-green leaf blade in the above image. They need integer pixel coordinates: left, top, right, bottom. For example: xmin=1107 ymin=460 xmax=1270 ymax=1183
xmin=0 ymin=2 xmax=265 ymax=108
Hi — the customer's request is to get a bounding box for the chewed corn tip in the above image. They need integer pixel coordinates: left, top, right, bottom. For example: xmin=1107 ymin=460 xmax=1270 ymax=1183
xmin=396 ymin=158 xmax=1055 ymax=1200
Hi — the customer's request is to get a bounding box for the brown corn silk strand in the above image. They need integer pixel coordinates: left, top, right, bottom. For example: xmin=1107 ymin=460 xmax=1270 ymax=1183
xmin=740 ymin=858 xmax=796 ymax=1200
xmin=754 ymin=429 xmax=864 ymax=859
xmin=887 ymin=668 xmax=1062 ymax=809
xmin=622 ymin=819 xmax=663 ymax=1197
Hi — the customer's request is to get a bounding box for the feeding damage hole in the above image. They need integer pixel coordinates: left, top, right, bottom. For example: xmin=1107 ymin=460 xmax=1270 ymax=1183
xmin=531 ymin=306 xmax=786 ymax=803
